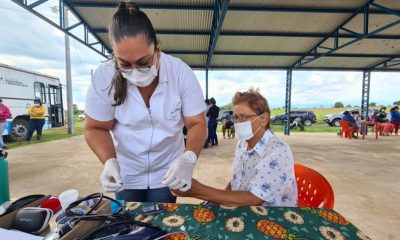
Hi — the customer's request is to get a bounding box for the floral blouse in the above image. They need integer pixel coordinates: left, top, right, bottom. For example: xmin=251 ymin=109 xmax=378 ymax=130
xmin=231 ymin=129 xmax=298 ymax=207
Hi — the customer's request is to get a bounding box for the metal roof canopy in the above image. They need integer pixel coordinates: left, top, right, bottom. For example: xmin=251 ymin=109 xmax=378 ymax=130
xmin=11 ymin=0 xmax=400 ymax=135
xmin=12 ymin=0 xmax=400 ymax=71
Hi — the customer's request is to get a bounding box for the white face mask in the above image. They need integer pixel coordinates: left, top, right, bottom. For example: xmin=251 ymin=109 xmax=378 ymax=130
xmin=121 ymin=55 xmax=158 ymax=87
xmin=33 ymin=103 xmax=40 ymax=107
xmin=235 ymin=115 xmax=262 ymax=140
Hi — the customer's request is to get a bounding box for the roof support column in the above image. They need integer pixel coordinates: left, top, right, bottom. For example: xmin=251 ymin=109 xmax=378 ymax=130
xmin=284 ymin=69 xmax=292 ymax=135
xmin=361 ymin=71 xmax=371 ymax=121
xmin=62 ymin=3 xmax=74 ymax=135
xmin=205 ymin=68 xmax=209 ymax=100
xmin=206 ymin=0 xmax=231 ymax=68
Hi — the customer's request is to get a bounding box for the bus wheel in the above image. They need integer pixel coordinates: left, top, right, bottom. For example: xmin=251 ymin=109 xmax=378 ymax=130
xmin=9 ymin=118 xmax=29 ymax=142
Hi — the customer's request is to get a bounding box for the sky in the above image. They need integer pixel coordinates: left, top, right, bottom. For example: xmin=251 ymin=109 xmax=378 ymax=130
xmin=1 ymin=1 xmax=399 ymax=111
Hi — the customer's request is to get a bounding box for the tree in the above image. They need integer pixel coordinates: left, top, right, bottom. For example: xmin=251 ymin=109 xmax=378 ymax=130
xmin=393 ymin=100 xmax=400 ymax=106
xmin=220 ymin=103 xmax=233 ymax=111
xmin=345 ymin=104 xmax=352 ymax=108
xmin=370 ymin=102 xmax=377 ymax=106
xmin=73 ymin=104 xmax=79 ymax=114
xmin=333 ymin=102 xmax=344 ymax=108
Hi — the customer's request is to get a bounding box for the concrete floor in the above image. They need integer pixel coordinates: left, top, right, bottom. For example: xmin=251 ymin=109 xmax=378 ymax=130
xmin=6 ymin=132 xmax=400 ymax=240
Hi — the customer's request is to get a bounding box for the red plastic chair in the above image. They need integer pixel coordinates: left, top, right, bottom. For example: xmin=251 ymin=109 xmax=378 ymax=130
xmin=339 ymin=120 xmax=355 ymax=139
xmin=294 ymin=164 xmax=335 ymax=209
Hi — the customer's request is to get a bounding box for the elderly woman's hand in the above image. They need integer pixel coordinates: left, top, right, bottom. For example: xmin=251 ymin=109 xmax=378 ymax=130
xmin=170 ymin=178 xmax=201 ymax=197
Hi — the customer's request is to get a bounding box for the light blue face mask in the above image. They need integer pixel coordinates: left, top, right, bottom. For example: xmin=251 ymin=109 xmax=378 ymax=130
xmin=234 ymin=114 xmax=263 ymax=140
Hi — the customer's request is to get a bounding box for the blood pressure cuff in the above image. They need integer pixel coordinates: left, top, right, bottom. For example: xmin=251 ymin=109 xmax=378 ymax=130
xmin=80 ymin=220 xmax=168 ymax=240
xmin=0 ymin=194 xmax=46 ymax=217
xmin=12 ymin=207 xmax=53 ymax=234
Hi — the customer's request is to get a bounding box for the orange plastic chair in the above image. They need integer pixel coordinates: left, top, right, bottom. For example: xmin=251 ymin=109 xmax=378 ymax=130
xmin=339 ymin=120 xmax=354 ymax=139
xmin=294 ymin=164 xmax=335 ymax=209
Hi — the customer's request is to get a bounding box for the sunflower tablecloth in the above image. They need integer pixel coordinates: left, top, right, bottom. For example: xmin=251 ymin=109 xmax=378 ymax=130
xmin=127 ymin=202 xmax=370 ymax=240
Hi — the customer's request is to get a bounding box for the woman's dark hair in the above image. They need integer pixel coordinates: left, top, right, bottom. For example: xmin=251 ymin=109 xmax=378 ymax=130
xmin=34 ymin=99 xmax=42 ymax=106
xmin=108 ymin=1 xmax=158 ymax=106
xmin=210 ymin=98 xmax=216 ymax=105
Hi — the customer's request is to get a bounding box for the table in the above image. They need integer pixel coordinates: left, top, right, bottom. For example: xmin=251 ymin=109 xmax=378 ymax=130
xmin=127 ymin=202 xmax=370 ymax=240
xmin=361 ymin=121 xmax=380 ymax=140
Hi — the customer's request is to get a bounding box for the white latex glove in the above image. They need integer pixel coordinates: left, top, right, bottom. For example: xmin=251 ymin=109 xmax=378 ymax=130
xmin=100 ymin=158 xmax=123 ymax=193
xmin=162 ymin=151 xmax=197 ymax=192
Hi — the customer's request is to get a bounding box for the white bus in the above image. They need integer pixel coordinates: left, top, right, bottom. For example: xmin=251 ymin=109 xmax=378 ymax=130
xmin=0 ymin=63 xmax=64 ymax=141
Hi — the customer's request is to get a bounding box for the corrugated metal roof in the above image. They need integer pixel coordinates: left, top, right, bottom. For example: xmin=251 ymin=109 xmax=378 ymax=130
xmin=63 ymin=0 xmax=400 ymax=71
xmin=304 ymin=57 xmax=384 ymax=68
xmin=211 ymin=55 xmax=299 ymax=68
xmin=215 ymin=36 xmax=321 ymax=53
xmin=230 ymin=0 xmax=366 ymax=9
xmin=68 ymin=0 xmax=214 ymax=6
xmin=222 ymin=12 xmax=351 ymax=33
xmin=171 ymin=54 xmax=207 ymax=66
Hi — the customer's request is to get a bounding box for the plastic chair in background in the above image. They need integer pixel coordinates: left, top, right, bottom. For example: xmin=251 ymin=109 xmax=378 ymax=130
xmin=339 ymin=120 xmax=354 ymax=139
xmin=294 ymin=163 xmax=334 ymax=209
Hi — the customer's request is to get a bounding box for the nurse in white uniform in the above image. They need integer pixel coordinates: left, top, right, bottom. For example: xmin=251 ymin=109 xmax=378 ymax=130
xmin=84 ymin=2 xmax=206 ymax=202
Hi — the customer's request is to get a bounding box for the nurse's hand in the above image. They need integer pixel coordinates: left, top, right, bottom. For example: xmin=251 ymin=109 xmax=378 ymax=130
xmin=100 ymin=158 xmax=123 ymax=193
xmin=163 ymin=151 xmax=197 ymax=192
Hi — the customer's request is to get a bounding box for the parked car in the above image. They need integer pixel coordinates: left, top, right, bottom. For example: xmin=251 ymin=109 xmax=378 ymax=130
xmin=271 ymin=111 xmax=317 ymax=127
xmin=217 ymin=110 xmax=232 ymax=122
xmin=78 ymin=113 xmax=86 ymax=121
xmin=323 ymin=108 xmax=374 ymax=127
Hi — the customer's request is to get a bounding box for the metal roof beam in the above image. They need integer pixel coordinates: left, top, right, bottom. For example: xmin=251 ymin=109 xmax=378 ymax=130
xmin=293 ymin=1 xmax=400 ymax=68
xmin=368 ymin=56 xmax=400 ymax=70
xmin=165 ymin=50 xmax=397 ymax=58
xmin=10 ymin=0 xmax=109 ymax=58
xmin=67 ymin=2 xmax=393 ymax=14
xmin=91 ymin=28 xmax=400 ymax=40
xmin=28 ymin=0 xmax=48 ymax=9
xmin=190 ymin=66 xmax=400 ymax=72
xmin=206 ymin=0 xmax=231 ymax=67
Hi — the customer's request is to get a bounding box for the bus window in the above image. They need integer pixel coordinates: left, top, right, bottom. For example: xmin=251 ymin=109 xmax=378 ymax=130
xmin=34 ymin=82 xmax=46 ymax=103
xmin=49 ymin=86 xmax=61 ymax=105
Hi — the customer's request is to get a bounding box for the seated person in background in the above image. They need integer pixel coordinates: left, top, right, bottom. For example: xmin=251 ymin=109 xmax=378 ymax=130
xmin=171 ymin=88 xmax=298 ymax=207
xmin=352 ymin=111 xmax=362 ymax=134
xmin=390 ymin=106 xmax=400 ymax=135
xmin=341 ymin=111 xmax=358 ymax=138
xmin=222 ymin=111 xmax=234 ymax=139
xmin=376 ymin=107 xmax=394 ymax=136
xmin=290 ymin=116 xmax=304 ymax=131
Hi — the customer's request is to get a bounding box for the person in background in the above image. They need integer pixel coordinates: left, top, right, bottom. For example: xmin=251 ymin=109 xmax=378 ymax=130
xmin=376 ymin=107 xmax=394 ymax=136
xmin=171 ymin=89 xmax=298 ymax=207
xmin=341 ymin=111 xmax=358 ymax=138
xmin=26 ymin=99 xmax=46 ymax=142
xmin=204 ymin=99 xmax=210 ymax=148
xmin=0 ymin=98 xmax=12 ymax=149
xmin=222 ymin=110 xmax=234 ymax=139
xmin=290 ymin=116 xmax=305 ymax=131
xmin=206 ymin=98 xmax=220 ymax=147
xmin=389 ymin=106 xmax=400 ymax=135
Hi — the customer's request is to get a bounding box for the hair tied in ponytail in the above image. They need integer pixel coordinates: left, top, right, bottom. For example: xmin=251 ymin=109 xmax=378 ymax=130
xmin=118 ymin=1 xmax=140 ymax=12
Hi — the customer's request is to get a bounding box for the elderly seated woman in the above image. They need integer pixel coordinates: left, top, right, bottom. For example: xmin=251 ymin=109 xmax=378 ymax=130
xmin=170 ymin=89 xmax=298 ymax=207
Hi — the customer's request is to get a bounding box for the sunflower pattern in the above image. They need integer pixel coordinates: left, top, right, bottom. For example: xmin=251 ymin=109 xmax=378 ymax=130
xmin=225 ymin=217 xmax=245 ymax=232
xmin=219 ymin=205 xmax=238 ymax=210
xmin=134 ymin=214 xmax=154 ymax=223
xmin=126 ymin=203 xmax=369 ymax=240
xmin=162 ymin=214 xmax=185 ymax=227
xmin=283 ymin=210 xmax=304 ymax=224
xmin=319 ymin=226 xmax=346 ymax=240
xmin=250 ymin=206 xmax=268 ymax=216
